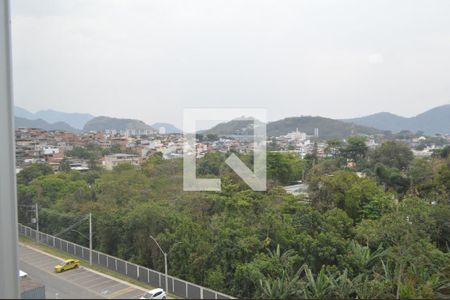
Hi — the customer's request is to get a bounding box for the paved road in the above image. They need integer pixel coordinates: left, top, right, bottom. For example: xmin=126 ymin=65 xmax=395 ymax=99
xmin=282 ymin=183 xmax=309 ymax=196
xmin=19 ymin=244 xmax=148 ymax=299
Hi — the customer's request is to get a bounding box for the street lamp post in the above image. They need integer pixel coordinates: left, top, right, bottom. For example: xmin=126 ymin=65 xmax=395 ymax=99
xmin=35 ymin=203 xmax=39 ymax=242
xmin=149 ymin=235 xmax=168 ymax=293
xmin=89 ymin=213 xmax=92 ymax=265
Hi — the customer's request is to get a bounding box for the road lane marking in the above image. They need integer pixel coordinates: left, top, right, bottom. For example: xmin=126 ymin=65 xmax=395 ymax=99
xmin=71 ymin=272 xmax=103 ymax=284
xmin=84 ymin=277 xmax=113 ymax=289
xmin=20 ymin=255 xmax=52 ymax=264
xmin=117 ymin=289 xmax=144 ymax=299
xmin=61 ymin=269 xmax=89 ymax=278
xmin=98 ymin=281 xmax=125 ymax=291
xmin=21 ymin=253 xmax=51 ymax=262
xmin=57 ymin=270 xmax=89 ymax=281
xmin=34 ymin=260 xmax=60 ymax=269
xmin=55 ymin=268 xmax=85 ymax=277
xmin=100 ymin=282 xmax=128 ymax=295
xmin=20 ymin=251 xmax=43 ymax=258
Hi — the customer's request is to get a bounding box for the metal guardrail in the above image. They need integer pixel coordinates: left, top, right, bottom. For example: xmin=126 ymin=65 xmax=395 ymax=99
xmin=18 ymin=224 xmax=234 ymax=299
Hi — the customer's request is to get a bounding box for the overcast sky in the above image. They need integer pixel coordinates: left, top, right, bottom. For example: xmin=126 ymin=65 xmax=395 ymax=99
xmin=10 ymin=0 xmax=450 ymax=127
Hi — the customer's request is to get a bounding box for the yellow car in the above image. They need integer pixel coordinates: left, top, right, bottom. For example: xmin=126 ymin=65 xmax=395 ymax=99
xmin=54 ymin=259 xmax=80 ymax=273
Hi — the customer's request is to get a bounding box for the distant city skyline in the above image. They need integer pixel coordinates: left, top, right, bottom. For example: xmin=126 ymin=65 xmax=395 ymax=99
xmin=11 ymin=0 xmax=450 ymax=128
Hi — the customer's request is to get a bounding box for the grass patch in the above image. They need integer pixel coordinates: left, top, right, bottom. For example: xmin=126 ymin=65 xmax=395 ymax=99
xmin=19 ymin=236 xmax=179 ymax=299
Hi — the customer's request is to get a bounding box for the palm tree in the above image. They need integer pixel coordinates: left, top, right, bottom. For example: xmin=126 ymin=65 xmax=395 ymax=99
xmin=349 ymin=240 xmax=385 ymax=272
xmin=300 ymin=266 xmax=333 ymax=299
xmin=259 ymin=270 xmax=301 ymax=299
xmin=258 ymin=245 xmax=300 ymax=299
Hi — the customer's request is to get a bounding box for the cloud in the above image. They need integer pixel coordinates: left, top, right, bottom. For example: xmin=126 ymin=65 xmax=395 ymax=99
xmin=10 ymin=0 xmax=450 ymax=126
xmin=368 ymin=53 xmax=384 ymax=64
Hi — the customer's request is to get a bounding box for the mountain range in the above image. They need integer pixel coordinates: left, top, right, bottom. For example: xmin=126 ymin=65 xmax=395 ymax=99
xmin=204 ymin=116 xmax=383 ymax=139
xmin=12 ymin=104 xmax=450 ymax=136
xmin=15 ymin=117 xmax=79 ymax=132
xmin=13 ymin=106 xmax=178 ymax=134
xmin=344 ymin=104 xmax=450 ymax=134
xmin=14 ymin=106 xmax=94 ymax=130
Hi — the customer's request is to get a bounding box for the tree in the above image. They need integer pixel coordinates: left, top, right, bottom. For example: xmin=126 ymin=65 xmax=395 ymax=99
xmin=323 ymin=208 xmax=353 ymax=238
xmin=361 ymin=193 xmax=395 ymax=220
xmin=197 ymin=152 xmax=224 ymax=176
xmin=340 ymin=136 xmax=368 ymax=165
xmin=206 ymin=133 xmax=219 ymax=141
xmin=436 ymin=161 xmax=450 ymax=199
xmin=311 ymin=142 xmax=319 ymax=165
xmin=408 ymin=157 xmax=443 ymax=199
xmin=256 ymin=245 xmax=301 ymax=299
xmin=307 ymin=159 xmax=340 ymax=179
xmin=434 ymin=145 xmax=450 ymax=159
xmin=354 ymin=197 xmax=450 ymax=298
xmin=309 ymin=170 xmax=389 ymax=221
xmin=369 ymin=141 xmax=413 ymax=170
xmin=325 ymin=139 xmax=343 ymax=158
xmin=59 ymin=159 xmax=71 ymax=172
xmin=267 ymin=152 xmax=304 ymax=185
xmin=374 ymin=164 xmax=411 ymax=196
xmin=344 ymin=241 xmax=385 ymax=275
xmin=430 ymin=204 xmax=450 ymax=250
xmin=17 ymin=163 xmax=53 ymax=184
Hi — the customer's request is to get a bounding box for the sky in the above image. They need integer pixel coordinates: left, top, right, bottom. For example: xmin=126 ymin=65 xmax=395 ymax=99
xmin=10 ymin=0 xmax=450 ymax=128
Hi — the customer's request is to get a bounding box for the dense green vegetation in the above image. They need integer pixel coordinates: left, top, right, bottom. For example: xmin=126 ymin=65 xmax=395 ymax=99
xmin=17 ymin=140 xmax=450 ymax=298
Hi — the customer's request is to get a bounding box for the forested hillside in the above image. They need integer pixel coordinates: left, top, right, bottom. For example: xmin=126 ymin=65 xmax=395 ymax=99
xmin=203 ymin=116 xmax=382 ymax=139
xmin=83 ymin=116 xmax=155 ymax=132
xmin=17 ymin=141 xmax=450 ymax=298
xmin=267 ymin=116 xmax=382 ymax=138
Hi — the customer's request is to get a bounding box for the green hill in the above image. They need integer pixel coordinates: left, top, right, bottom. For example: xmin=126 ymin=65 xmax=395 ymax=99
xmin=203 ymin=116 xmax=382 ymax=139
xmin=267 ymin=116 xmax=382 ymax=138
xmin=203 ymin=118 xmax=262 ymax=136
xmin=83 ymin=116 xmax=155 ymax=132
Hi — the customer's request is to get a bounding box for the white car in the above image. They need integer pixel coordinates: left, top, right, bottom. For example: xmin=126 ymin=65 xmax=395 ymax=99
xmin=140 ymin=288 xmax=167 ymax=299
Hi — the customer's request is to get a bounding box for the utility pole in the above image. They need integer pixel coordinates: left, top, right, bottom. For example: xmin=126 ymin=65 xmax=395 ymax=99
xmin=0 ymin=0 xmax=20 ymax=297
xmin=35 ymin=203 xmax=39 ymax=242
xmin=89 ymin=213 xmax=92 ymax=265
xmin=149 ymin=235 xmax=169 ymax=293
xmin=164 ymin=252 xmax=168 ymax=292
xmin=163 ymin=253 xmax=169 ymax=293
xmin=53 ymin=212 xmax=92 ymax=262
